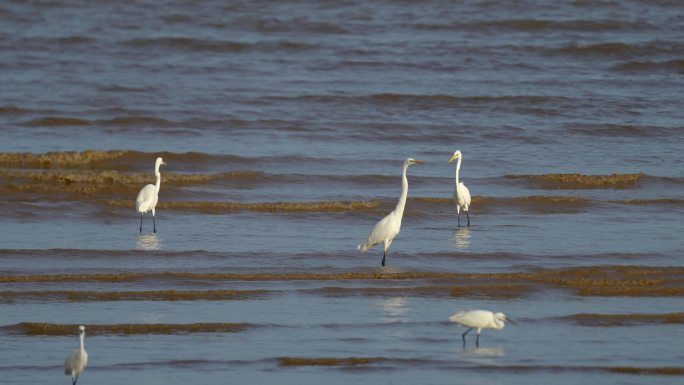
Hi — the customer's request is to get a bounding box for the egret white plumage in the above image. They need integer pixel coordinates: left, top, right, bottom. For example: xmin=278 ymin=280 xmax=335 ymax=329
xmin=448 ymin=150 xmax=471 ymax=227
xmin=64 ymin=325 xmax=88 ymax=385
xmin=449 ymin=309 xmax=516 ymax=347
xmin=358 ymin=157 xmax=424 ymax=266
xmin=136 ymin=157 xmax=166 ymax=233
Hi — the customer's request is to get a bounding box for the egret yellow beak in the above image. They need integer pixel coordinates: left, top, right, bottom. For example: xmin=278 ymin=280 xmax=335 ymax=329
xmin=448 ymin=153 xmax=459 ymax=163
xmin=506 ymin=318 xmax=518 ymax=326
xmin=162 ymin=161 xmax=168 ymax=166
xmin=413 ymin=159 xmax=425 ymax=164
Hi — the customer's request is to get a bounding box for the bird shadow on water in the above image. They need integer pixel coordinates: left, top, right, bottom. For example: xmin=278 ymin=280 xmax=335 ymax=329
xmin=136 ymin=234 xmax=162 ymax=251
xmin=452 ymin=227 xmax=471 ymax=250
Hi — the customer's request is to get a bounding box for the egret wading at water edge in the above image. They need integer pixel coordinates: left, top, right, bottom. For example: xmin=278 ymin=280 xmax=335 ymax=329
xmin=449 ymin=310 xmax=516 ymax=347
xmin=358 ymin=158 xmax=424 ymax=266
xmin=136 ymin=157 xmax=167 ymax=233
xmin=64 ymin=325 xmax=88 ymax=385
xmin=448 ymin=150 xmax=471 ymax=227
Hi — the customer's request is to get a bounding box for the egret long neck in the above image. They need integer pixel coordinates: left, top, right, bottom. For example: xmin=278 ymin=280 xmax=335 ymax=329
xmin=79 ymin=333 xmax=85 ymax=351
xmin=455 ymin=156 xmax=462 ymax=186
xmin=395 ymin=163 xmax=409 ymax=220
xmin=154 ymin=164 xmax=161 ymax=192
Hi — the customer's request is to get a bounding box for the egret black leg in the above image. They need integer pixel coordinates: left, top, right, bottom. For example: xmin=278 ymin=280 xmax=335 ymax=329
xmin=139 ymin=214 xmax=143 ymax=233
xmin=476 ymin=333 xmax=480 ymax=347
xmin=73 ymin=374 xmax=79 ymax=385
xmin=462 ymin=327 xmax=472 ymax=346
xmin=466 ymin=211 xmax=470 ymax=227
xmin=153 ymin=215 xmax=157 ymax=233
xmin=381 ymin=251 xmax=386 ymax=267
xmin=457 ymin=212 xmax=461 ymax=227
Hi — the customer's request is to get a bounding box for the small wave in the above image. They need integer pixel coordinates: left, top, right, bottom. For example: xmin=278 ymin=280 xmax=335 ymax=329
xmin=106 ymin=199 xmax=381 ymax=213
xmin=98 ymin=116 xmax=173 ymax=126
xmin=122 ymin=37 xmax=251 ymax=52
xmin=3 ymin=322 xmax=251 ymax=336
xmin=410 ymin=196 xmax=594 ymax=214
xmin=553 ymin=40 xmax=684 ymax=58
xmin=0 ymin=289 xmax=269 ymax=303
xmin=567 ymin=124 xmax=674 ymax=138
xmin=311 ymin=284 xmax=534 ymax=299
xmin=278 ymin=357 xmax=383 ymax=367
xmin=120 ymin=37 xmax=317 ymax=53
xmin=483 ymin=19 xmax=640 ymax=32
xmin=268 ymin=94 xmax=562 ymax=108
xmin=0 ymin=105 xmax=32 ymax=115
xmin=614 ymin=59 xmax=684 ymax=74
xmin=100 ymin=85 xmax=155 ymax=93
xmin=251 ymin=18 xmax=348 ymax=34
xmin=413 ymin=19 xmax=646 ymax=33
xmin=557 ymin=312 xmax=684 ymax=327
xmin=22 ymin=117 xmax=90 ymax=127
xmin=507 ymin=173 xmax=643 ymax=189
xmin=613 ymin=198 xmax=684 ymax=206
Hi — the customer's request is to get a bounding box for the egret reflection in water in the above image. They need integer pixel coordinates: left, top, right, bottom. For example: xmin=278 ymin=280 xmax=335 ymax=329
xmin=377 ymin=297 xmax=409 ymax=321
xmin=452 ymin=227 xmax=471 ymax=250
xmin=137 ymin=234 xmax=161 ymax=251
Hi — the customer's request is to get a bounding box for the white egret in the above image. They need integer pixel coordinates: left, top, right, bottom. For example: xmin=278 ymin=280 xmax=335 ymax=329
xmin=448 ymin=150 xmax=471 ymax=227
xmin=358 ymin=158 xmax=424 ymax=266
xmin=64 ymin=325 xmax=88 ymax=385
xmin=136 ymin=157 xmax=167 ymax=233
xmin=449 ymin=310 xmax=516 ymax=347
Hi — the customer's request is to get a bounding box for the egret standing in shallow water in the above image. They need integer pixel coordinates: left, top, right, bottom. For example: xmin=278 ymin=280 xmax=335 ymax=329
xmin=136 ymin=157 xmax=167 ymax=233
xmin=449 ymin=310 xmax=516 ymax=347
xmin=448 ymin=150 xmax=471 ymax=227
xmin=358 ymin=158 xmax=424 ymax=266
xmin=64 ymin=325 xmax=88 ymax=385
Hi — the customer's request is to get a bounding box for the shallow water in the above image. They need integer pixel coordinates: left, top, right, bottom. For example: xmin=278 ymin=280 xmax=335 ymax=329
xmin=1 ymin=0 xmax=684 ymax=384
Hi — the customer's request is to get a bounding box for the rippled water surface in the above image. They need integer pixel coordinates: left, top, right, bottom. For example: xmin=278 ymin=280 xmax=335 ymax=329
xmin=1 ymin=1 xmax=683 ymax=384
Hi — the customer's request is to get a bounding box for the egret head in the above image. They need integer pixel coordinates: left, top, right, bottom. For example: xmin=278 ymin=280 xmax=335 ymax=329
xmin=156 ymin=157 xmax=167 ymax=167
xmin=448 ymin=150 xmax=462 ymax=164
xmin=495 ymin=312 xmax=516 ymax=326
xmin=406 ymin=158 xmax=425 ymax=166
xmin=79 ymin=325 xmax=85 ymax=334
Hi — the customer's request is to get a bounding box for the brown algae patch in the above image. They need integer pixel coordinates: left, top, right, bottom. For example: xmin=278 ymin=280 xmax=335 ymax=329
xmin=0 ymin=289 xmax=269 ymax=303
xmin=472 ymin=195 xmax=593 ymax=213
xmin=450 ymin=283 xmax=536 ymax=299
xmin=279 ymin=357 xmax=384 ymax=367
xmin=612 ymin=198 xmax=684 ymax=206
xmin=609 ymin=367 xmax=684 ymax=375
xmin=0 ymin=150 xmax=129 ymax=169
xmin=11 ymin=322 xmax=250 ymax=336
xmin=508 ymin=173 xmax=643 ymax=189
xmin=0 ymin=170 xmax=255 ymax=197
xmin=152 ymin=199 xmax=380 ymax=213
xmin=2 ymin=266 xmax=682 ymax=298
xmin=563 ymin=313 xmax=684 ymax=327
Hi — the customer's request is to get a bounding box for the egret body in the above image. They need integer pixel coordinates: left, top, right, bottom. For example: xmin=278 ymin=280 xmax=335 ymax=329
xmin=136 ymin=157 xmax=167 ymax=233
xmin=64 ymin=325 xmax=88 ymax=385
xmin=358 ymin=158 xmax=424 ymax=266
xmin=449 ymin=310 xmax=516 ymax=347
xmin=448 ymin=150 xmax=471 ymax=227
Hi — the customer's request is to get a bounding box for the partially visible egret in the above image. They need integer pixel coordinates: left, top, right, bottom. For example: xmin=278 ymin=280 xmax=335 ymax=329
xmin=358 ymin=158 xmax=424 ymax=266
xmin=448 ymin=150 xmax=471 ymax=227
xmin=64 ymin=325 xmax=88 ymax=385
xmin=136 ymin=157 xmax=167 ymax=233
xmin=449 ymin=310 xmax=516 ymax=347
